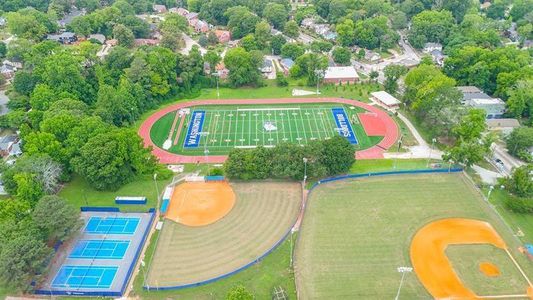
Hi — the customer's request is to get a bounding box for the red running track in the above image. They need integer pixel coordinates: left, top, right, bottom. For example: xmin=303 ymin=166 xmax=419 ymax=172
xmin=138 ymin=98 xmax=399 ymax=164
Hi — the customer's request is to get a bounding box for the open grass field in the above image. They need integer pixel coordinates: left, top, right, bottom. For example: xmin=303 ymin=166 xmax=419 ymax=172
xmin=145 ymin=181 xmax=301 ymax=288
xmin=150 ymin=103 xmax=382 ymax=156
xmin=295 ymin=173 xmax=533 ymax=299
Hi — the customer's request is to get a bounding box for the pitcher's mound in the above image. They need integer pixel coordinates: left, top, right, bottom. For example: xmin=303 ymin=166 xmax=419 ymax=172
xmin=165 ymin=182 xmax=236 ymax=226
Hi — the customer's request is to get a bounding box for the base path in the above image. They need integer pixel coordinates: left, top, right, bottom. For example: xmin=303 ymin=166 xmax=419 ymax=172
xmin=138 ymin=98 xmax=399 ymax=163
xmin=410 ymin=218 xmax=533 ymax=299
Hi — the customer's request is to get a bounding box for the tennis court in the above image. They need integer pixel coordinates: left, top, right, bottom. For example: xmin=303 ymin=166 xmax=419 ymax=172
xmin=69 ymin=240 xmax=130 ymax=259
xmin=85 ymin=217 xmax=140 ymax=235
xmin=52 ymin=266 xmax=118 ymax=289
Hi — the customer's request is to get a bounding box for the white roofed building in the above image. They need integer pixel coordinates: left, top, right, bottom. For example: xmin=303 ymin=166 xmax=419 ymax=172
xmin=370 ymin=91 xmax=401 ymax=109
xmin=323 ymin=66 xmax=359 ymax=84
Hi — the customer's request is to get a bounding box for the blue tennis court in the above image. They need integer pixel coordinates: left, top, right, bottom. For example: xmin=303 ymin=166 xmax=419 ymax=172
xmin=69 ymin=240 xmax=130 ymax=259
xmin=85 ymin=217 xmax=139 ymax=235
xmin=52 ymin=266 xmax=118 ymax=289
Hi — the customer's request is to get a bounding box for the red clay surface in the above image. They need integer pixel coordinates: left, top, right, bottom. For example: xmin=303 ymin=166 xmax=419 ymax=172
xmin=138 ymin=98 xmax=399 ymax=163
xmin=358 ymin=112 xmax=387 ymax=136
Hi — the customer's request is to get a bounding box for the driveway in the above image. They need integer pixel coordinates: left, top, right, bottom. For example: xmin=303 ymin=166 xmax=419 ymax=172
xmin=180 ymin=33 xmax=207 ymax=55
xmin=490 ymin=143 xmax=525 ymax=176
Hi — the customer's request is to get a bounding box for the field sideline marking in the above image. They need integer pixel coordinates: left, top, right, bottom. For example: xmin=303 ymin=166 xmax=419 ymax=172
xmin=505 ymin=248 xmax=533 ymax=287
xmin=237 ymin=107 xmax=300 ymax=111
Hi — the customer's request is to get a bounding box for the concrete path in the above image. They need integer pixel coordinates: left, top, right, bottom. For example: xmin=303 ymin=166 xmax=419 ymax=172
xmin=472 ymin=165 xmax=503 ymax=185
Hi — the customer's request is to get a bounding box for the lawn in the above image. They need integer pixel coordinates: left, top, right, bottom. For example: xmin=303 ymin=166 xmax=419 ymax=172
xmin=295 ymin=173 xmax=533 ymax=299
xmin=348 ymin=158 xmax=445 ymax=173
xmin=131 ymin=231 xmax=297 ymax=299
xmin=150 ymin=103 xmax=382 ymax=155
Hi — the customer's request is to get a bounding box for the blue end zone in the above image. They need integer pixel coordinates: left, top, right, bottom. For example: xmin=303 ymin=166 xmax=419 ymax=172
xmin=331 ymin=108 xmax=358 ymax=145
xmin=160 ymin=199 xmax=170 ymax=214
xmin=69 ymin=240 xmax=130 ymax=259
xmin=85 ymin=217 xmax=140 ymax=235
xmin=184 ymin=110 xmax=206 ymax=148
xmin=52 ymin=266 xmax=118 ymax=289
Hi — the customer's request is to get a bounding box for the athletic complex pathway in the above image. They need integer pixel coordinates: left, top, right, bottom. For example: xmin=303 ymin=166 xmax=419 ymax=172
xmin=138 ymin=98 xmax=399 ymax=164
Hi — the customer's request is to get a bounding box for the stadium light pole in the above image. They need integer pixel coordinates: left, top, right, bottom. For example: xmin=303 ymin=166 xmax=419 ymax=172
xmin=395 ymin=266 xmax=413 ymax=300
xmin=214 ymin=71 xmax=220 ymax=99
xmin=315 ymin=69 xmax=324 ymax=95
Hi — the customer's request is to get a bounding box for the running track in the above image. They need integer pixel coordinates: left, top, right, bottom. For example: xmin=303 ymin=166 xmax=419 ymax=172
xmin=138 ymin=98 xmax=399 ymax=163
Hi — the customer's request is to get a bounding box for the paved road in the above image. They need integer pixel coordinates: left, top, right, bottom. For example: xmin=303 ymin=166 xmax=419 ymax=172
xmin=351 ymin=33 xmax=420 ymax=83
xmin=490 ymin=143 xmax=525 ymax=176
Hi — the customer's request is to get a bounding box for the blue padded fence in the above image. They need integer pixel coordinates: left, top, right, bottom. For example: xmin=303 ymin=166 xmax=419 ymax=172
xmin=205 ymin=175 xmax=225 ymax=181
xmin=143 ymin=168 xmax=463 ymax=291
xmin=80 ymin=206 xmax=120 ymax=212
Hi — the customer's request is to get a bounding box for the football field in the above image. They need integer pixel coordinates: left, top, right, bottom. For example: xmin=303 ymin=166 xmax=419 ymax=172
xmin=150 ymin=103 xmax=383 ymax=155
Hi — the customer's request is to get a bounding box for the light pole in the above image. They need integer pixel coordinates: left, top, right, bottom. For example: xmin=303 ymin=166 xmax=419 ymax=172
xmin=214 ymin=71 xmax=220 ymax=99
xmin=303 ymin=157 xmax=308 ymax=186
xmin=315 ymin=69 xmax=324 ymax=95
xmin=487 ymin=185 xmax=494 ymax=202
xmin=393 ymin=135 xmax=403 ymax=169
xmin=427 ymin=138 xmax=436 ymax=167
xmin=201 ymin=132 xmax=209 ymax=174
xmin=395 ymin=266 xmax=413 ymax=300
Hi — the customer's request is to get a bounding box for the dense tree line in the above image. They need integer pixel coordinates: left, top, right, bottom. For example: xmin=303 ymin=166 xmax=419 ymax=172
xmin=224 ymin=136 xmax=355 ymax=180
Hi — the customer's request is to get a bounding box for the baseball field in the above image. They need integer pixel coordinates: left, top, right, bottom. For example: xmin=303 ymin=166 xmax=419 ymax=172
xmin=295 ymin=173 xmax=533 ymax=299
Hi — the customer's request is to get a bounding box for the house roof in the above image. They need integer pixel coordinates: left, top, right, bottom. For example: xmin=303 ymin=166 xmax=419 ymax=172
xmin=280 ymin=58 xmax=294 ymax=68
xmin=486 ymin=118 xmax=520 ymax=128
xmin=324 ymin=66 xmax=359 ymax=79
xmin=262 ymin=59 xmax=273 ymax=68
xmin=186 ymin=12 xmax=198 ymax=20
xmin=424 ymin=42 xmax=442 ymax=48
xmin=457 ymin=86 xmax=482 ymax=93
xmin=371 ymin=91 xmax=401 ymax=106
xmin=9 ymin=142 xmax=21 ymax=156
xmin=88 ymin=34 xmax=106 ymax=43
xmin=471 ymin=98 xmax=504 ymax=105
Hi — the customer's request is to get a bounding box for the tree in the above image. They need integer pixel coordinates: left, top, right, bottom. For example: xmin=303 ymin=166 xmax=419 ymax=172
xmin=408 ymin=10 xmax=455 ymax=49
xmin=254 ymin=20 xmax=271 ymax=49
xmin=281 ymin=43 xmax=305 ymax=60
xmin=5 ymin=10 xmax=49 ymax=40
xmin=113 ymin=24 xmax=134 ymax=48
xmin=72 ymin=128 xmax=156 ymax=190
xmin=276 ymin=72 xmax=288 ymax=86
xmin=223 ymin=47 xmax=262 ymax=87
xmin=271 ymin=35 xmax=286 ymax=55
xmin=507 ymin=80 xmax=533 ymax=119
xmin=383 ymin=64 xmax=407 ymax=94
xmin=390 ymin=11 xmax=408 ymax=30
xmin=506 ymin=127 xmax=533 ymax=162
xmin=32 ymin=195 xmax=82 ymax=242
xmin=0 ymin=228 xmax=52 ymax=290
xmin=332 ymin=47 xmax=351 ymax=65
xmin=310 ymin=40 xmax=333 ymax=53
xmin=369 ymin=70 xmax=379 ymax=82
xmin=336 ymin=19 xmax=355 ymax=47
xmin=263 ymin=3 xmax=288 ymax=29
xmin=207 ymin=31 xmax=219 ymax=45
xmin=0 ymin=42 xmax=6 ymax=58
xmin=225 ymin=6 xmax=260 ymax=39
xmin=22 ymin=131 xmax=65 ymax=165
xmin=226 ymin=285 xmax=254 ymax=300
xmin=283 ymin=20 xmax=299 ymax=38
xmin=13 ymin=172 xmax=43 ymax=205
xmin=240 ymin=34 xmax=257 ymax=51
xmin=443 ymin=109 xmax=492 ymax=167
xmin=320 ymin=136 xmax=355 ymax=175
xmin=204 ymin=50 xmax=221 ymax=71
xmin=503 ymin=164 xmax=533 ymax=199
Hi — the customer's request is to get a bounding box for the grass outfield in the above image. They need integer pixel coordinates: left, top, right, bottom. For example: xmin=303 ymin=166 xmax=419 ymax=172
xmin=150 ymin=103 xmax=382 ymax=155
xmin=145 ymin=182 xmax=301 ymax=288
xmin=295 ymin=173 xmax=533 ymax=299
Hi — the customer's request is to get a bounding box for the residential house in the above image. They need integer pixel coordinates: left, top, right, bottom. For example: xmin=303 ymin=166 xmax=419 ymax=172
xmin=9 ymin=141 xmax=21 ymax=157
xmin=260 ymin=59 xmax=273 ymax=73
xmin=134 ymin=39 xmax=160 ymax=46
xmin=364 ymin=50 xmax=381 ymax=63
xmin=423 ymin=42 xmax=442 ymax=53
xmin=301 ymin=18 xmax=315 ymax=28
xmin=194 ymin=20 xmax=209 ymax=33
xmin=280 ymin=58 xmax=294 ymax=74
xmin=0 ymin=135 xmax=17 ymax=157
xmin=457 ymin=86 xmax=506 ymax=118
xmin=485 ymin=118 xmax=520 ymax=135
xmin=1 ymin=60 xmax=22 ymax=79
xmin=300 ymin=18 xmax=336 ymax=40
xmin=370 ymin=91 xmax=401 ymax=109
xmin=153 ymin=4 xmax=167 ymax=14
xmin=215 ymin=30 xmax=231 ymax=43
xmin=480 ymin=1 xmax=492 ymax=9
xmin=57 ymin=9 xmax=85 ymax=28
xmin=186 ymin=12 xmax=199 ymax=26
xmin=522 ymin=40 xmax=533 ymax=49
xmin=430 ymin=49 xmax=445 ymax=66
xmin=88 ymin=34 xmax=106 ymax=44
xmin=215 ymin=63 xmax=229 ymax=79
xmin=228 ymin=40 xmax=240 ymax=48
xmin=323 ymin=66 xmax=359 ymax=84
xmin=47 ymin=32 xmax=78 ymax=44
xmin=171 ymin=7 xmax=190 ymax=16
